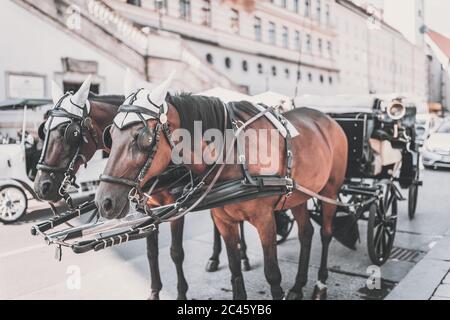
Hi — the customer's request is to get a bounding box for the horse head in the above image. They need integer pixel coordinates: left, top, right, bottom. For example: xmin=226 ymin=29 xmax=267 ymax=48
xmin=96 ymin=72 xmax=176 ymax=219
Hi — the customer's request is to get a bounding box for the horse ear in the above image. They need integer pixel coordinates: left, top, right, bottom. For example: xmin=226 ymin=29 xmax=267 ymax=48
xmin=149 ymin=71 xmax=176 ymax=106
xmin=72 ymin=75 xmax=92 ymax=106
xmin=51 ymin=80 xmax=64 ymax=105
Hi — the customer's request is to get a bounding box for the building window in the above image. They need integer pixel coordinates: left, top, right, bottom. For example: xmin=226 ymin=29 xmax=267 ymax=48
xmin=179 ymin=0 xmax=191 ymax=20
xmin=254 ymin=17 xmax=262 ymax=41
xmin=329 ymin=76 xmax=333 ymax=84
xmin=297 ymin=70 xmax=301 ymax=81
xmin=231 ymin=9 xmax=240 ymax=34
xmin=316 ymin=0 xmax=321 ymax=22
xmin=320 ymin=74 xmax=324 ymax=83
xmin=281 ymin=0 xmax=287 ymax=8
xmin=294 ymin=31 xmax=301 ymax=51
xmin=293 ymin=0 xmax=299 ymax=13
xmin=308 ymin=72 xmax=312 ymax=82
xmin=127 ymin=0 xmax=141 ymax=6
xmin=285 ymin=68 xmax=290 ymax=79
xmin=282 ymin=26 xmax=289 ymax=48
xmin=258 ymin=63 xmax=263 ymax=74
xmin=305 ymin=0 xmax=311 ymax=17
xmin=306 ymin=34 xmax=312 ymax=52
xmin=325 ymin=4 xmax=330 ymax=25
xmin=225 ymin=57 xmax=232 ymax=69
xmin=327 ymin=41 xmax=332 ymax=57
xmin=272 ymin=66 xmax=277 ymax=76
xmin=206 ymin=53 xmax=213 ymax=64
xmin=242 ymin=60 xmax=248 ymax=72
xmin=318 ymin=38 xmax=323 ymax=55
xmin=154 ymin=0 xmax=167 ymax=12
xmin=201 ymin=0 xmax=212 ymax=27
xmin=269 ymin=22 xmax=276 ymax=45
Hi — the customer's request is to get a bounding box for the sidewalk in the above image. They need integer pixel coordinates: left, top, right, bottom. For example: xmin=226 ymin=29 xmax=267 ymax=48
xmin=386 ymin=233 xmax=450 ymax=300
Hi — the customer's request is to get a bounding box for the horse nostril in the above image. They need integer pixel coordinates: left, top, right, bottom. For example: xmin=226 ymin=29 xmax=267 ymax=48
xmin=103 ymin=198 xmax=113 ymax=212
xmin=41 ymin=181 xmax=52 ymax=196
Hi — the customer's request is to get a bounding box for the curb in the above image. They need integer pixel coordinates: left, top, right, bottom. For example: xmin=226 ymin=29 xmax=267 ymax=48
xmin=386 ymin=236 xmax=450 ymax=300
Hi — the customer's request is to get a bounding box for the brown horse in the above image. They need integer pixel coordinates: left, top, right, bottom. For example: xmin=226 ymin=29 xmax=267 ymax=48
xmin=34 ymin=78 xmax=123 ymax=202
xmin=95 ymin=78 xmax=348 ymax=300
xmin=34 ymin=77 xmax=250 ymax=300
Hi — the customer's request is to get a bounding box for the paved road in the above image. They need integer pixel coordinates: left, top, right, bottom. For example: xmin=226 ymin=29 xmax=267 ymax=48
xmin=1 ymin=168 xmax=450 ymax=300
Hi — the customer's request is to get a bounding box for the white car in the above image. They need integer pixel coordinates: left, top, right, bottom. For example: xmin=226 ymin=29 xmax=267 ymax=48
xmin=422 ymin=120 xmax=450 ymax=169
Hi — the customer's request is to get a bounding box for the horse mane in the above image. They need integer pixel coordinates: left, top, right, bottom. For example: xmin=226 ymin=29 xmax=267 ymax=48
xmin=168 ymin=93 xmax=231 ymax=134
xmin=88 ymin=92 xmax=125 ymax=106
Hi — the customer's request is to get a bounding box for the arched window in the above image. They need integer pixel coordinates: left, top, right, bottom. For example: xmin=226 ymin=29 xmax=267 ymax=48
xmin=285 ymin=68 xmax=290 ymax=79
xmin=308 ymin=73 xmax=313 ymax=82
xmin=297 ymin=70 xmax=302 ymax=81
xmin=206 ymin=53 xmax=213 ymax=64
xmin=320 ymin=75 xmax=324 ymax=83
xmin=329 ymin=76 xmax=333 ymax=84
xmin=257 ymin=63 xmax=263 ymax=74
xmin=242 ymin=60 xmax=248 ymax=72
xmin=225 ymin=57 xmax=232 ymax=69
xmin=272 ymin=66 xmax=277 ymax=76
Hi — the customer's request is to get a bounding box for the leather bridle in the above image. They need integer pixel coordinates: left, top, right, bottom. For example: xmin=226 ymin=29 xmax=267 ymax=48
xmin=37 ymin=93 xmax=100 ymax=207
xmin=99 ymin=90 xmax=175 ymax=206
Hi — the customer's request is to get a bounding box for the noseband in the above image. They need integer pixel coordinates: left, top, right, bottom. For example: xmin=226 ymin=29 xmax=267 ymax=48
xmin=37 ymin=93 xmax=100 ymax=207
xmin=99 ymin=90 xmax=175 ymax=205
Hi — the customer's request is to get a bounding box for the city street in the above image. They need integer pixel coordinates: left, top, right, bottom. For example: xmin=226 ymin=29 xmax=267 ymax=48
xmin=1 ymin=168 xmax=449 ymax=300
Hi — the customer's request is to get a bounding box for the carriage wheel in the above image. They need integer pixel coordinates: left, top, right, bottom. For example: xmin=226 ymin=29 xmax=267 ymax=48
xmin=367 ymin=185 xmax=398 ymax=266
xmin=408 ymin=183 xmax=419 ymax=220
xmin=275 ymin=210 xmax=294 ymax=245
xmin=0 ymin=185 xmax=28 ymax=224
xmin=408 ymin=166 xmax=420 ymax=220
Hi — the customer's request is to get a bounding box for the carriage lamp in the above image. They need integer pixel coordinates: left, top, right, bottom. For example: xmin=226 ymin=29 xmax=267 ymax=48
xmin=387 ymin=100 xmax=406 ymax=121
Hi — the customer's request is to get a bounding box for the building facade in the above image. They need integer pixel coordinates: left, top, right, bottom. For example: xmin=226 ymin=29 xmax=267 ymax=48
xmin=336 ymin=0 xmax=427 ymax=96
xmin=1 ymin=0 xmax=428 ymax=101
xmin=111 ymin=0 xmax=340 ymax=96
xmin=113 ymin=0 xmax=427 ymax=97
xmin=426 ymin=30 xmax=450 ymax=110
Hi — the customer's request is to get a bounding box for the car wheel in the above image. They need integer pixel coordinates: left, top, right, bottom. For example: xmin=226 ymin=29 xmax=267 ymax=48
xmin=0 ymin=185 xmax=28 ymax=224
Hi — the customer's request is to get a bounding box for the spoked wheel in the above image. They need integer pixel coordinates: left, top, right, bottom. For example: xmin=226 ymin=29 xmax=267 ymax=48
xmin=275 ymin=210 xmax=294 ymax=245
xmin=408 ymin=183 xmax=419 ymax=220
xmin=408 ymin=167 xmax=420 ymax=220
xmin=367 ymin=184 xmax=398 ymax=266
xmin=0 ymin=185 xmax=28 ymax=224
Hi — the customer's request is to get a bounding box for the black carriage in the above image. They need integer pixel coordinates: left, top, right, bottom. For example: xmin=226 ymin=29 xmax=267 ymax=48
xmin=298 ymin=95 xmax=422 ymax=265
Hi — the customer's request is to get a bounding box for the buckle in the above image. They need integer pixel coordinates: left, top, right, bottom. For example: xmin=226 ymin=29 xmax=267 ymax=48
xmin=285 ymin=177 xmax=294 ymax=197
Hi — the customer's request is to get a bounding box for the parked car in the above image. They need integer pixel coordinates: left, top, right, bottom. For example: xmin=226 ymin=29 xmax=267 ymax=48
xmin=422 ymin=119 xmax=450 ymax=169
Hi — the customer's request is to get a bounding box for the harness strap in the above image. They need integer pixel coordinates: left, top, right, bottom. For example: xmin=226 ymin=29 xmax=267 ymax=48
xmin=226 ymin=103 xmax=257 ymax=186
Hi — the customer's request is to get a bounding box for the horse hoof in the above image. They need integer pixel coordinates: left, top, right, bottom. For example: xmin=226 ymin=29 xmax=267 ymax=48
xmin=241 ymin=258 xmax=251 ymax=272
xmin=147 ymin=291 xmax=160 ymax=300
xmin=205 ymin=259 xmax=219 ymax=272
xmin=285 ymin=290 xmax=303 ymax=300
xmin=271 ymin=287 xmax=285 ymax=300
xmin=311 ymin=285 xmax=327 ymax=300
xmin=177 ymin=294 xmax=188 ymax=300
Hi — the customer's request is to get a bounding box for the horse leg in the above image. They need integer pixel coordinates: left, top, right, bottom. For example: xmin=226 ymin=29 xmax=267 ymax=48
xmin=206 ymin=212 xmax=222 ymax=272
xmin=170 ymin=217 xmax=189 ymax=300
xmin=252 ymin=210 xmax=284 ymax=300
xmin=239 ymin=221 xmax=251 ymax=271
xmin=312 ymin=199 xmax=337 ymax=300
xmin=286 ymin=203 xmax=314 ymax=300
xmin=212 ymin=208 xmax=247 ymax=300
xmin=146 ymin=232 xmax=162 ymax=300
